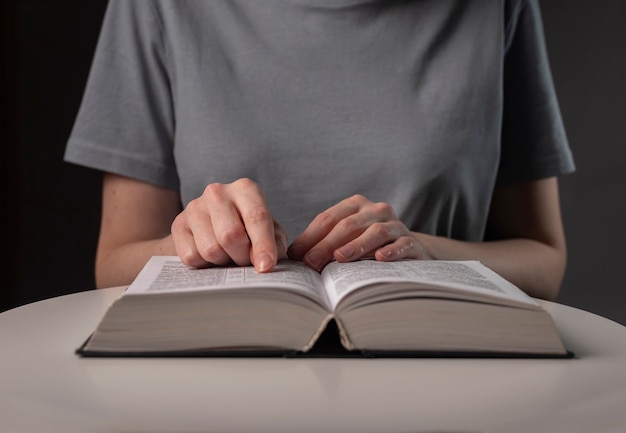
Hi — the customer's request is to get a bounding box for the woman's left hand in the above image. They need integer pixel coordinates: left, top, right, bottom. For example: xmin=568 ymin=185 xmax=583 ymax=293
xmin=288 ymin=194 xmax=431 ymax=271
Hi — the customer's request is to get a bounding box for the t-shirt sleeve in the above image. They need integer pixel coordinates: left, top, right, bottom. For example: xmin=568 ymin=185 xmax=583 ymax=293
xmin=497 ymin=0 xmax=575 ymax=185
xmin=64 ymin=0 xmax=179 ymax=190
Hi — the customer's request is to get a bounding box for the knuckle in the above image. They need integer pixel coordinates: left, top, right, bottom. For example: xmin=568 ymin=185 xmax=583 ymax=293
xmin=373 ymin=201 xmax=395 ymax=218
xmin=178 ymin=250 xmax=205 ymax=268
xmin=337 ymin=217 xmax=361 ymax=234
xmin=170 ymin=214 xmax=184 ymax=233
xmin=398 ymin=236 xmax=421 ymax=258
xmin=218 ymin=224 xmax=248 ymax=245
xmin=202 ymin=183 xmax=226 ymax=202
xmin=245 ymin=205 xmax=271 ymax=223
xmin=199 ymin=243 xmax=227 ymax=264
xmin=184 ymin=198 xmax=201 ymax=213
xmin=314 ymin=211 xmax=336 ymax=230
xmin=234 ymin=177 xmax=258 ymax=190
xmin=349 ymin=193 xmax=367 ymax=203
xmin=371 ymin=222 xmax=392 ymax=240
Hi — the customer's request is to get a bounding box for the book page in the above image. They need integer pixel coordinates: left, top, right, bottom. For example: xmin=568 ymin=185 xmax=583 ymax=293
xmin=126 ymin=256 xmax=331 ymax=308
xmin=320 ymin=260 xmax=536 ymax=310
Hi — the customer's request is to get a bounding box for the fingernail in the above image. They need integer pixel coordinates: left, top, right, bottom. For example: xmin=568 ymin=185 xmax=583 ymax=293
xmin=381 ymin=249 xmax=393 ymax=259
xmin=256 ymin=253 xmax=273 ymax=273
xmin=336 ymin=245 xmax=354 ymax=260
xmin=305 ymin=250 xmax=324 ymax=270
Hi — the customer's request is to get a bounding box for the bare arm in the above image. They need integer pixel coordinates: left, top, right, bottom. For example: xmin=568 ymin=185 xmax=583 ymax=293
xmin=415 ymin=177 xmax=567 ymax=300
xmin=289 ymin=177 xmax=567 ymax=300
xmin=95 ymin=173 xmax=181 ymax=288
xmin=95 ymin=175 xmax=287 ymax=289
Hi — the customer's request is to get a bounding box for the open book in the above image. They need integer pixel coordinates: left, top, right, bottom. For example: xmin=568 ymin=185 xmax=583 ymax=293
xmin=77 ymin=256 xmax=569 ymax=357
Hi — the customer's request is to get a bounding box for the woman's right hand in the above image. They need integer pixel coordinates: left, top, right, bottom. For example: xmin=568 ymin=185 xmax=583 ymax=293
xmin=171 ymin=178 xmax=287 ymax=273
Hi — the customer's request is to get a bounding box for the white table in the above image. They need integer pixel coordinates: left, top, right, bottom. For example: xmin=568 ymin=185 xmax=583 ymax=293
xmin=1 ymin=287 xmax=625 ymax=433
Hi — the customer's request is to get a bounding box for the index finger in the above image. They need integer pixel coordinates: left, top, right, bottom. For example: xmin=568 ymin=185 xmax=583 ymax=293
xmin=234 ymin=182 xmax=278 ymax=273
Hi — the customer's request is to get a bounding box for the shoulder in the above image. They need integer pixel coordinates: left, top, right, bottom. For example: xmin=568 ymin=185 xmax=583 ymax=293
xmin=98 ymin=0 xmax=164 ymax=43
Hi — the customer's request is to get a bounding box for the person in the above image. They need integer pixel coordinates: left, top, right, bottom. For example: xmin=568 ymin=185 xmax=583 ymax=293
xmin=65 ymin=0 xmax=575 ymax=300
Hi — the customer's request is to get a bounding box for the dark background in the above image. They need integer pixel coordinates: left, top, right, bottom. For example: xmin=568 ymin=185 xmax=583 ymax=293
xmin=2 ymin=1 xmax=625 ymax=325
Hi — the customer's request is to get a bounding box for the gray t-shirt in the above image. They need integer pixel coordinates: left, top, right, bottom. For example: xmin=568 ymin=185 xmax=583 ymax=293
xmin=65 ymin=0 xmax=574 ymax=243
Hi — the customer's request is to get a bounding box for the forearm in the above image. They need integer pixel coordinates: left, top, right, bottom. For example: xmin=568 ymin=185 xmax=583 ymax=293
xmin=414 ymin=232 xmax=566 ymax=301
xmin=95 ymin=235 xmax=177 ymax=289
